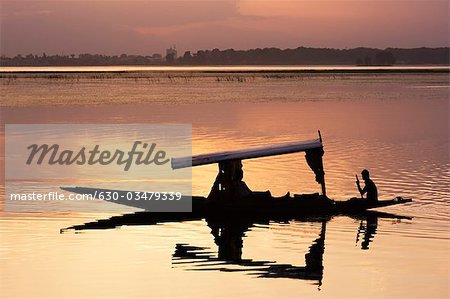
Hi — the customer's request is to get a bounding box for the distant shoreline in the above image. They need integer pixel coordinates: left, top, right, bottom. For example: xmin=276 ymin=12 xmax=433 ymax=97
xmin=2 ymin=47 xmax=449 ymax=67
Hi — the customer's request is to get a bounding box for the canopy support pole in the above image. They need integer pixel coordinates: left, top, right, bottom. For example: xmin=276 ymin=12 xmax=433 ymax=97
xmin=321 ymin=181 xmax=327 ymax=197
xmin=318 ymin=130 xmax=326 ymax=197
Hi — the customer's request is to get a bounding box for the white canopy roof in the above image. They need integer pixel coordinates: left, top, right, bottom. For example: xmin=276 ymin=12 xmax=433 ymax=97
xmin=171 ymin=138 xmax=323 ymax=169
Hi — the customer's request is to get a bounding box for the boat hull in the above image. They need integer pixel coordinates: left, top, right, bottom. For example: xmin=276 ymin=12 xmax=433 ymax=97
xmin=61 ymin=187 xmax=412 ymax=216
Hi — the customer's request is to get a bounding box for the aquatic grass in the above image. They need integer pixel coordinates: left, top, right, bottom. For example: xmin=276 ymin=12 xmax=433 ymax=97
xmin=2 ymin=69 xmax=429 ymax=85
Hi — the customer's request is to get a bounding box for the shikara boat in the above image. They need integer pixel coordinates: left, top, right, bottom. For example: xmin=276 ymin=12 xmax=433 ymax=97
xmin=61 ymin=186 xmax=411 ymax=217
xmin=61 ymin=131 xmax=412 ymax=217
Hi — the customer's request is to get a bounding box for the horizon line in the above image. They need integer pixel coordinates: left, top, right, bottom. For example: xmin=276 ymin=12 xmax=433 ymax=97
xmin=2 ymin=45 xmax=449 ymax=57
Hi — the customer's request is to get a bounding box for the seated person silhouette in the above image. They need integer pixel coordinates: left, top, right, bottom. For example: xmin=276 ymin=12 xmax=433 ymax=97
xmin=356 ymin=169 xmax=378 ymax=202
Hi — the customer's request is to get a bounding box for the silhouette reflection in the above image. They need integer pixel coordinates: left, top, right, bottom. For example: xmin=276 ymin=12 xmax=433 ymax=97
xmin=62 ymin=211 xmax=411 ymax=288
xmin=356 ymin=214 xmax=378 ymax=250
xmin=173 ymin=216 xmax=327 ymax=287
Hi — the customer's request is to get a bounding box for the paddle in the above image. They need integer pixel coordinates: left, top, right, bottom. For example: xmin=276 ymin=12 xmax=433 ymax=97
xmin=356 ymin=174 xmax=361 ymax=198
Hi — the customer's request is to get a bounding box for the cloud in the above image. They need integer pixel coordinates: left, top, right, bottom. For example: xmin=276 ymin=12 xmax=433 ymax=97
xmin=0 ymin=0 xmax=448 ymax=56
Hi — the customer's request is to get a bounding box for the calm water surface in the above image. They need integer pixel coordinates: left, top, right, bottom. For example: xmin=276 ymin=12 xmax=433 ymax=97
xmin=0 ymin=68 xmax=449 ymax=298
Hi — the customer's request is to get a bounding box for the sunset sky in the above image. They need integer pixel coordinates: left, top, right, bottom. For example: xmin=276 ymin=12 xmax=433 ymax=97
xmin=1 ymin=0 xmax=449 ymax=56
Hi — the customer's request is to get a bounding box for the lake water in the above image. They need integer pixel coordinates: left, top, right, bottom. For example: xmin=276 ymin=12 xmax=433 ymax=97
xmin=1 ymin=67 xmax=449 ymax=298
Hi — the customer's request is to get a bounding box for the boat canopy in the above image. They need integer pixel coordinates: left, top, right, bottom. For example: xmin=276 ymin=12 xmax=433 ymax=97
xmin=172 ymin=133 xmax=326 ymax=196
xmin=171 ymin=138 xmax=323 ymax=169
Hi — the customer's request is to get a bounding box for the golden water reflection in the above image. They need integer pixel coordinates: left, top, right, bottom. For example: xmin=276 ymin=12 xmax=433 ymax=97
xmin=1 ymin=72 xmax=449 ymax=298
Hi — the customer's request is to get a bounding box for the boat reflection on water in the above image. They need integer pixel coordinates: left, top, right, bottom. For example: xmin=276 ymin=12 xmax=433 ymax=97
xmin=355 ymin=214 xmax=378 ymax=250
xmin=173 ymin=217 xmax=327 ymax=287
xmin=63 ymin=211 xmax=410 ymax=288
xmin=172 ymin=211 xmax=407 ymax=288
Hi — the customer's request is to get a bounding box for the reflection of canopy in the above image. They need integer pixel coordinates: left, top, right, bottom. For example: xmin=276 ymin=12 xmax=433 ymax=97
xmin=171 ymin=138 xmax=323 ymax=169
xmin=172 ymin=219 xmax=327 ymax=286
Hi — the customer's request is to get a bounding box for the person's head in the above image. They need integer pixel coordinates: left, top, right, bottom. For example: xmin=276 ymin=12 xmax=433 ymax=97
xmin=361 ymin=169 xmax=370 ymax=180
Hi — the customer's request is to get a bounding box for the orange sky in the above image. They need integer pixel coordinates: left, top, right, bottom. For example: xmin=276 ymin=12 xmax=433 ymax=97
xmin=0 ymin=0 xmax=448 ymax=56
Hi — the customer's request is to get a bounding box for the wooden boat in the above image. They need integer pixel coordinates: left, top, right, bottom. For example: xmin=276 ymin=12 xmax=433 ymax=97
xmin=61 ymin=131 xmax=412 ymax=217
xmin=61 ymin=186 xmax=412 ymax=216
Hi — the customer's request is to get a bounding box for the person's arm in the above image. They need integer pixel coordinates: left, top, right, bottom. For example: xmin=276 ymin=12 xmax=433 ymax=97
xmin=359 ymin=185 xmax=367 ymax=198
xmin=356 ymin=176 xmax=366 ymax=197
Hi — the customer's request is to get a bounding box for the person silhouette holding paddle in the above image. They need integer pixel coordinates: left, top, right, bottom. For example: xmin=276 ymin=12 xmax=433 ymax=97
xmin=356 ymin=169 xmax=378 ymax=202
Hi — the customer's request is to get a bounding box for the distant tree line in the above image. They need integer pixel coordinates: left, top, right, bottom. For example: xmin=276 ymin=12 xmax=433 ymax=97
xmin=1 ymin=47 xmax=448 ymax=66
xmin=0 ymin=53 xmax=163 ymax=66
xmin=178 ymin=47 xmax=449 ymax=66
